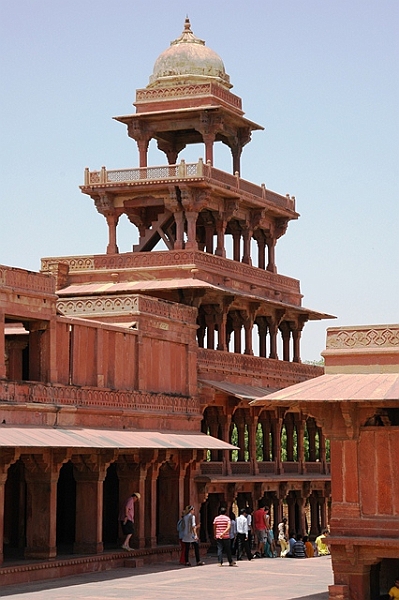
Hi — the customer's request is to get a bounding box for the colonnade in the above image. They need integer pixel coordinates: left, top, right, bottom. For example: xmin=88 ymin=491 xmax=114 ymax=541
xmin=197 ymin=306 xmax=305 ymax=362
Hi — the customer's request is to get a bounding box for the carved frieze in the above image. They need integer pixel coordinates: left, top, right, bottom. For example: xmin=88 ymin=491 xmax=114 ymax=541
xmin=0 ymin=381 xmax=200 ymax=416
xmin=327 ymin=326 xmax=399 ymax=350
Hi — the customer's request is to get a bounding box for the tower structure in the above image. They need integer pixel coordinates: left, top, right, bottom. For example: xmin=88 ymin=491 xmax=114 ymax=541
xmin=0 ymin=20 xmax=334 ymax=584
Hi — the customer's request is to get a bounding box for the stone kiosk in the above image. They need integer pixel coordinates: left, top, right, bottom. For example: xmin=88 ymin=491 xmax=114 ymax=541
xmin=252 ymin=324 xmax=399 ymax=600
xmin=1 ymin=21 xmax=334 ymax=585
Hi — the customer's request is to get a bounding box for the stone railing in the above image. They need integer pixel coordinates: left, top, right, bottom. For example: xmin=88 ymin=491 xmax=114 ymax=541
xmin=197 ymin=348 xmax=323 ymax=388
xmin=135 ymin=82 xmax=243 ymax=110
xmin=326 ymin=324 xmax=399 ymax=350
xmin=42 ymin=250 xmax=301 ymax=297
xmin=0 ymin=264 xmax=55 ymax=294
xmin=82 ymin=160 xmax=295 ymax=213
xmin=0 ymin=381 xmax=199 ymax=415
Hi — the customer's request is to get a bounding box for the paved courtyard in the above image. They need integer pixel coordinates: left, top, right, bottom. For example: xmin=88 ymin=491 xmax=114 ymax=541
xmin=0 ymin=555 xmax=333 ymax=600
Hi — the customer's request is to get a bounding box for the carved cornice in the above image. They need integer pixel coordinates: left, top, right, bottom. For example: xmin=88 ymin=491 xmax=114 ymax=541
xmin=57 ymin=293 xmax=196 ymax=324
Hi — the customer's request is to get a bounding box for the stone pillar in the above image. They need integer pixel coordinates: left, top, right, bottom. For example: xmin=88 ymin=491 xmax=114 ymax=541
xmin=241 ymin=226 xmax=252 ymax=265
xmin=260 ymin=416 xmax=271 ymax=461
xmin=185 ymin=211 xmax=199 ymax=250
xmin=72 ymin=453 xmax=112 ymax=554
xmin=232 ymin=231 xmax=241 ymax=262
xmin=23 ymin=452 xmax=58 ymax=559
xmin=296 ymin=491 xmax=307 ymax=535
xmin=280 ymin=323 xmax=291 ymax=362
xmin=248 ymin=414 xmax=258 ymax=474
xmin=256 ymin=318 xmax=268 ymax=358
xmin=137 ymin=137 xmax=150 ymax=168
xmin=292 ymin=327 xmax=302 ymax=363
xmin=285 ymin=416 xmax=295 ymax=462
xmin=242 ymin=313 xmax=254 ymax=356
xmin=204 ymin=224 xmax=214 ymax=254
xmin=309 ymin=493 xmax=320 ymax=538
xmin=105 ymin=212 xmax=120 ymax=255
xmin=319 ymin=495 xmax=327 ymax=530
xmin=268 ymin=320 xmax=278 ymax=360
xmin=266 ymin=236 xmax=277 ymax=273
xmin=202 ymin=133 xmax=215 ymax=166
xmin=0 ymin=309 xmax=6 ymax=379
xmin=296 ymin=417 xmax=305 ymax=473
xmin=256 ymin=235 xmax=266 ymax=270
xmin=6 ymin=338 xmax=28 ymax=380
xmin=215 ymin=219 xmax=226 ymax=257
xmin=235 ymin=416 xmax=246 ymax=462
xmin=307 ymin=418 xmax=317 ymax=462
xmin=220 ymin=414 xmax=232 ymax=476
xmin=286 ymin=492 xmax=297 ymax=536
xmin=0 ymin=449 xmax=20 ymax=565
xmin=174 ymin=211 xmax=185 ymax=250
xmin=215 ymin=306 xmax=227 ymax=352
xmin=273 ymin=415 xmax=282 ymax=474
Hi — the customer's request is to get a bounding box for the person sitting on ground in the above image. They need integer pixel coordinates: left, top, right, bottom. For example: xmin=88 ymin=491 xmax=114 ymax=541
xmin=315 ymin=528 xmax=331 ymax=556
xmin=286 ymin=531 xmax=296 ymax=558
xmin=303 ymin=535 xmax=314 ymax=558
xmin=389 ymin=576 xmax=399 ymax=599
xmin=292 ymin=533 xmax=307 ymax=558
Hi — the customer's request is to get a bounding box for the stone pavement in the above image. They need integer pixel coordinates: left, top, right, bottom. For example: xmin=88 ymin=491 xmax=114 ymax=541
xmin=0 ymin=555 xmax=333 ymax=600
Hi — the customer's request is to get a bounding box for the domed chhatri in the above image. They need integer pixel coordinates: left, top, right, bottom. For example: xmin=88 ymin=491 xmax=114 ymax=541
xmin=148 ymin=17 xmax=232 ymax=89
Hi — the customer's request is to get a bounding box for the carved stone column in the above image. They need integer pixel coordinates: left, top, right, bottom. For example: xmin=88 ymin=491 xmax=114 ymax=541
xmin=0 ymin=309 xmax=5 ymax=379
xmin=267 ymin=318 xmax=279 ymax=360
xmin=309 ymin=492 xmax=320 ymax=538
xmin=286 ymin=492 xmax=297 ymax=536
xmin=280 ymin=322 xmax=291 ymax=362
xmin=235 ymin=413 xmax=246 ymax=462
xmin=215 ymin=218 xmax=226 ymax=257
xmin=185 ymin=211 xmax=199 ymax=250
xmin=232 ymin=230 xmax=241 ymax=262
xmin=72 ymin=452 xmax=115 ymax=554
xmin=23 ymin=451 xmax=59 ymax=559
xmin=296 ymin=415 xmax=305 ymax=474
xmin=241 ymin=226 xmax=252 ymax=265
xmin=105 ymin=212 xmax=120 ymax=255
xmin=137 ymin=136 xmax=150 ymax=168
xmin=256 ymin=317 xmax=268 ymax=358
xmin=266 ymin=235 xmax=277 ymax=273
xmin=174 ymin=211 xmax=185 ymax=250
xmin=254 ymin=231 xmax=266 ymax=270
xmin=219 ymin=414 xmax=232 ymax=476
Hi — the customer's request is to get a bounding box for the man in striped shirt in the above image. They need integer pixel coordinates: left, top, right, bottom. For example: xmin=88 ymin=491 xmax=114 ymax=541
xmin=213 ymin=507 xmax=236 ymax=566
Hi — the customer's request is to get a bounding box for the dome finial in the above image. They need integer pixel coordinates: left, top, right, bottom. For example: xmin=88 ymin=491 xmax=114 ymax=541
xmin=184 ymin=16 xmax=192 ymax=33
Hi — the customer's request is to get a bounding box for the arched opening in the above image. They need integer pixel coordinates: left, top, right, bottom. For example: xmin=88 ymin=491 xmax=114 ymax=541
xmin=102 ymin=462 xmax=119 ymax=548
xmin=4 ymin=459 xmax=26 ymax=560
xmin=56 ymin=461 xmax=76 ymax=553
xmin=156 ymin=461 xmax=179 ymax=544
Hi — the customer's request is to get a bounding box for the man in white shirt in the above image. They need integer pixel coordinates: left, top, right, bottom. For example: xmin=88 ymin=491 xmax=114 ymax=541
xmin=236 ymin=508 xmax=253 ymax=561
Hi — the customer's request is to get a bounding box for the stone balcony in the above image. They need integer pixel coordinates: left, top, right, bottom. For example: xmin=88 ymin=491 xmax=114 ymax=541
xmin=82 ymin=159 xmax=297 ymax=217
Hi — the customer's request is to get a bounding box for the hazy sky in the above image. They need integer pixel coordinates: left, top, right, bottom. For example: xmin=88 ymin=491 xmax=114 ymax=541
xmin=1 ymin=0 xmax=398 ymax=361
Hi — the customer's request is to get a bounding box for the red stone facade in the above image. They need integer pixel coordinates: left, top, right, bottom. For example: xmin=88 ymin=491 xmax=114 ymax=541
xmin=0 ymin=20 xmax=333 ymax=585
xmin=253 ymin=324 xmax=399 ymax=599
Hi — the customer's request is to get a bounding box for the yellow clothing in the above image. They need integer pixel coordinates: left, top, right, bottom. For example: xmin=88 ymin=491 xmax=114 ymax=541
xmin=305 ymin=541 xmax=314 ymax=558
xmin=389 ymin=586 xmax=399 ymax=599
xmin=315 ymin=534 xmax=330 ymax=556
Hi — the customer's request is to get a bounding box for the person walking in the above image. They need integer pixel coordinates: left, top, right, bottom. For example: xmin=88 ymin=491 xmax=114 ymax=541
xmin=119 ymin=492 xmax=140 ymax=551
xmin=182 ymin=505 xmax=205 ymax=566
xmin=177 ymin=509 xmax=186 ymax=565
xmin=213 ymin=506 xmax=236 ymax=566
xmin=236 ymin=508 xmax=252 ymax=561
xmin=278 ymin=517 xmax=289 ymax=557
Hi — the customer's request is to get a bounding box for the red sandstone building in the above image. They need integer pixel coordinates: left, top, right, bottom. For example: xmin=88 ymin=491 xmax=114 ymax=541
xmin=252 ymin=324 xmax=399 ymax=600
xmin=0 ymin=20 xmax=334 ymax=585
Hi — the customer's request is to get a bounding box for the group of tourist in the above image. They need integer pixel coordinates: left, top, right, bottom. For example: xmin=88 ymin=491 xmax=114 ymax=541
xmin=177 ymin=501 xmax=331 ymax=565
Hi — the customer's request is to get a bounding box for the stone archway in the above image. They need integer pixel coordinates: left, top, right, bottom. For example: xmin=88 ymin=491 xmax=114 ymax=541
xmin=156 ymin=461 xmax=179 ymax=544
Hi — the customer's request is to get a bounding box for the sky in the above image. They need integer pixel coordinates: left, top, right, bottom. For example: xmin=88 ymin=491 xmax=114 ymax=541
xmin=1 ymin=0 xmax=398 ymax=361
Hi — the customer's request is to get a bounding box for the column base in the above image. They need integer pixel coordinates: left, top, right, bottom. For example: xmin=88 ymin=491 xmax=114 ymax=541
xmin=328 ymin=585 xmax=350 ymax=600
xmin=73 ymin=541 xmax=104 ymax=554
xmin=25 ymin=546 xmax=57 ymax=559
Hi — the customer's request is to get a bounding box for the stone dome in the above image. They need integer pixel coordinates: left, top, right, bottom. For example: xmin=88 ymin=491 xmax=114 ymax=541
xmin=148 ymin=18 xmax=232 ymax=89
